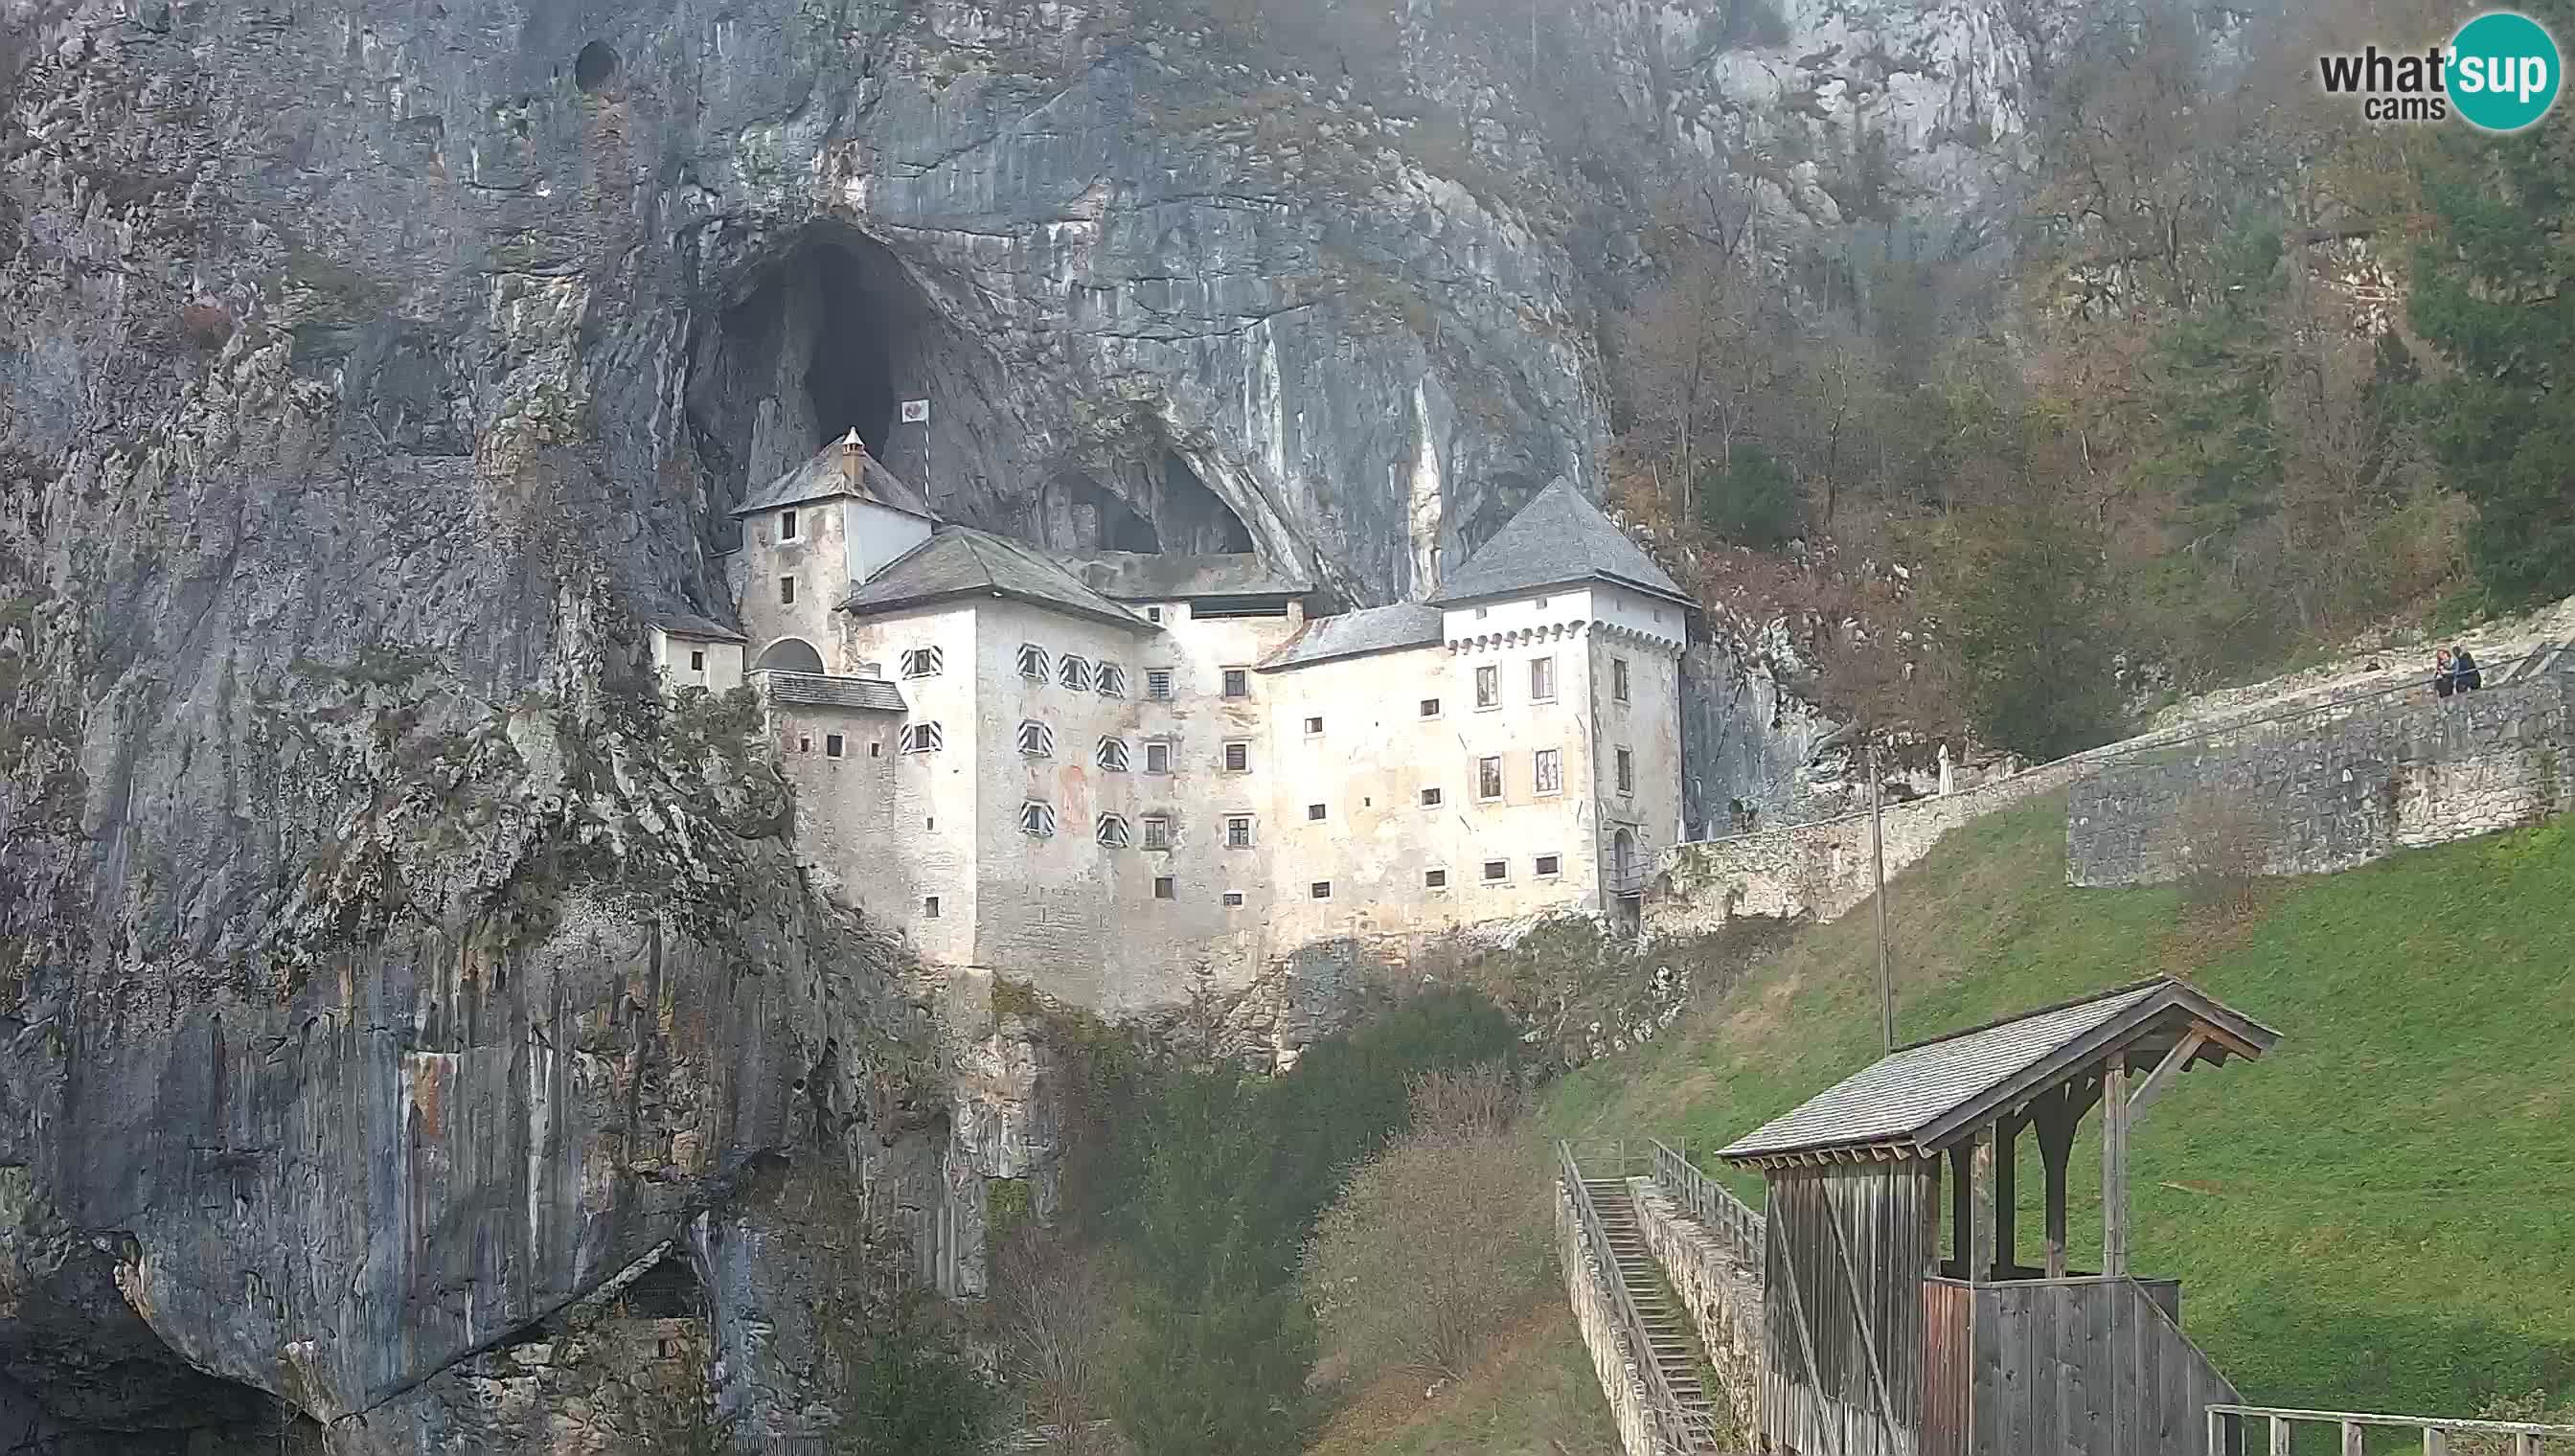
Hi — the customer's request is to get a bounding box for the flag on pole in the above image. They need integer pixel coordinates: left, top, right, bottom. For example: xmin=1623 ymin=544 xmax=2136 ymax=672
xmin=900 ymin=398 xmax=930 ymax=423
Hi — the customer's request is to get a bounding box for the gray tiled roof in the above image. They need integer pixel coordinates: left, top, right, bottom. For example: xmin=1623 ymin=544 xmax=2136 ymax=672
xmin=651 ymin=610 xmax=747 ymax=643
xmin=1056 ymin=549 xmax=1312 ymax=601
xmin=842 ymin=528 xmax=1155 ymax=633
xmin=734 ymin=433 xmax=934 ymax=519
xmin=1427 ymin=478 xmax=1692 ymax=607
xmin=759 ymin=671 xmax=907 ymax=713
xmin=1717 ymin=978 xmax=2279 ymax=1163
xmin=1259 ymin=603 xmax=1445 ymax=671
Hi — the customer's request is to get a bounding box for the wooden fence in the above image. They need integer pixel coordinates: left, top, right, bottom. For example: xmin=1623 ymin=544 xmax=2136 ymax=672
xmin=1920 ymin=1274 xmax=2238 ymax=1456
xmin=2206 ymin=1405 xmax=2575 ymax=1455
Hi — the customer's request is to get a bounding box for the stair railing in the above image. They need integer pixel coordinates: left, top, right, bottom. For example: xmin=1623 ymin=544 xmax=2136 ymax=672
xmin=1559 ymin=1140 xmax=1725 ymax=1455
xmin=1650 ymin=1139 xmax=1765 ymax=1272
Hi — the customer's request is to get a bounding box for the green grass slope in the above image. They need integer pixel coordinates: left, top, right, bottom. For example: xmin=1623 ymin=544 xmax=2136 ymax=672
xmin=1545 ymin=795 xmax=2575 ymax=1422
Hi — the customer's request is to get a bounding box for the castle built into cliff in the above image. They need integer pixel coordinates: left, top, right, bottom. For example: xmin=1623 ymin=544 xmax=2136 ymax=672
xmin=650 ymin=435 xmax=1692 ymax=1023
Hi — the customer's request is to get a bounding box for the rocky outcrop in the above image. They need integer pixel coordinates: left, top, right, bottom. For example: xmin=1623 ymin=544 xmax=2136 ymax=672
xmin=0 ymin=0 xmax=2063 ymax=1446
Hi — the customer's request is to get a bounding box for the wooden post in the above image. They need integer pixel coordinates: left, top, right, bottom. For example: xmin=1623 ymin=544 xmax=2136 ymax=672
xmin=2270 ymin=1416 xmax=2290 ymax=1456
xmin=2343 ymin=1422 xmax=2364 ymax=1456
xmin=1949 ymin=1142 xmax=1973 ymax=1279
xmin=1970 ymin=1124 xmax=1997 ymax=1282
xmin=2103 ymin=1057 xmax=2131 ymax=1278
xmin=2038 ymin=1089 xmax=2074 ymax=1279
xmin=1871 ymin=740 xmax=1894 ymax=1052
xmin=1991 ymin=1116 xmax=2019 ymax=1280
xmin=2425 ymin=1427 xmax=2450 ymax=1456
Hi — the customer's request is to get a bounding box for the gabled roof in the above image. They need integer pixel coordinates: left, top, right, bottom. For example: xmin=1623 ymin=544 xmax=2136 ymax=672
xmin=1056 ymin=549 xmax=1312 ymax=602
xmin=842 ymin=527 xmax=1155 ymax=633
xmin=1717 ymin=977 xmax=2280 ymax=1166
xmin=733 ymin=432 xmax=934 ymax=520
xmin=1259 ymin=603 xmax=1445 ymax=671
xmin=1427 ymin=478 xmax=1693 ymax=609
xmin=761 ymin=671 xmax=908 ymax=713
xmin=651 ymin=610 xmax=747 ymax=644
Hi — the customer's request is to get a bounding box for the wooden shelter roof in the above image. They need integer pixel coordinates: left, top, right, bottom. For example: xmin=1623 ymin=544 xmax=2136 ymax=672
xmin=1717 ymin=976 xmax=2279 ymax=1167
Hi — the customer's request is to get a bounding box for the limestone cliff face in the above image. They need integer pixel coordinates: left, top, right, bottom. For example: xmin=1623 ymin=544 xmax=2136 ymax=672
xmin=0 ymin=0 xmax=2040 ymax=1447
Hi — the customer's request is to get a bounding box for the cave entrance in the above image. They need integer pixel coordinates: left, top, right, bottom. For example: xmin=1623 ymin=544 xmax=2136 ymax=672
xmin=804 ymin=239 xmax=900 ymax=458
xmin=1032 ymin=448 xmax=1254 ymax=556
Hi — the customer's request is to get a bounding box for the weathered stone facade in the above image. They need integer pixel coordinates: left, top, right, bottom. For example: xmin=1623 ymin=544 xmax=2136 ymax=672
xmin=2068 ymin=669 xmax=2575 ymax=887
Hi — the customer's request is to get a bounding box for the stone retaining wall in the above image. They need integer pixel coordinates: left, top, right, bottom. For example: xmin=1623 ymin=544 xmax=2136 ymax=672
xmin=1629 ymin=1179 xmax=1764 ymax=1445
xmin=1557 ymin=1184 xmax=1661 ymax=1456
xmin=2068 ymin=669 xmax=2574 ymax=886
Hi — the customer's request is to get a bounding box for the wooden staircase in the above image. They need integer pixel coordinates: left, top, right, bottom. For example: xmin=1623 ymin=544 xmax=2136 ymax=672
xmin=1584 ymin=1176 xmax=1724 ymax=1449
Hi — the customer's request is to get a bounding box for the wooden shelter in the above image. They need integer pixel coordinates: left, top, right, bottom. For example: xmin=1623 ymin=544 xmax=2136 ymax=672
xmin=1717 ymin=976 xmax=2280 ymax=1456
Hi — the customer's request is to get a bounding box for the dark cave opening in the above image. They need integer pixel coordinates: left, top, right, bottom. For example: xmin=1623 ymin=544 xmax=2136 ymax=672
xmin=573 ymin=40 xmax=620 ymax=93
xmin=1164 ymin=450 xmax=1254 ymax=554
xmin=1033 ymin=449 xmax=1254 ymax=556
xmin=619 ymin=1254 xmax=704 ymax=1319
xmin=805 ymin=245 xmax=900 ymax=458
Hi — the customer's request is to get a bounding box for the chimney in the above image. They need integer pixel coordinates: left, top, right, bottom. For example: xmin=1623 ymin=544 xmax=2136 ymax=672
xmin=840 ymin=428 xmax=867 ymax=482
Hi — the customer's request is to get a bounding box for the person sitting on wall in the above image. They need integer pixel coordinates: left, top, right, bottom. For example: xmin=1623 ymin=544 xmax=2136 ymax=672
xmin=2434 ymin=648 xmax=2455 ymax=699
xmin=2454 ymin=646 xmax=2483 ymax=693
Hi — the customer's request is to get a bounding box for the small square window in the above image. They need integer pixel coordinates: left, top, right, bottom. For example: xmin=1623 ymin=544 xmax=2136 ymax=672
xmin=1020 ymin=802 xmax=1057 ymax=837
xmin=1483 ymin=859 xmax=1508 ymax=883
xmin=1474 ymin=605 xmax=1489 ymax=620
xmin=1477 ymin=756 xmax=1503 ymax=801
xmin=1222 ymin=668 xmax=1249 ymax=698
xmin=1307 ymin=803 xmax=1326 ymax=821
xmin=1536 ymin=854 xmax=1561 ymax=877
xmin=1153 ymin=876 xmax=1177 ymax=899
xmin=1475 ymin=664 xmax=1499 ymax=709
xmin=902 ymin=647 xmax=945 ymax=678
xmin=1097 ymin=662 xmax=1126 ymax=696
xmin=1145 ymin=739 xmax=1174 ymax=775
xmin=1223 ymin=740 xmax=1250 ymax=773
xmin=1424 ymin=869 xmax=1448 ymax=889
xmin=797 ymin=735 xmax=812 ymax=754
xmin=1611 ymin=657 xmax=1630 ymax=703
xmin=780 ymin=509 xmax=799 ymax=540
xmin=1310 ymin=881 xmax=1332 ymax=900
xmin=1148 ymin=606 xmax=1165 ymax=624
xmin=690 ymin=649 xmax=705 ymax=671
xmin=1142 ymin=816 xmax=1171 ymax=851
xmin=1225 ymin=815 xmax=1254 ymax=850
xmin=1222 ymin=891 xmax=1245 ymax=907
xmin=923 ymin=896 xmax=941 ymax=919
xmin=1419 ymin=697 xmax=1441 ymax=718
xmin=780 ymin=576 xmax=797 ymax=605
xmin=1303 ymin=716 xmax=1323 ymax=736
xmin=1534 ymin=595 xmax=1548 ymax=609
xmin=1059 ymin=655 xmax=1093 ymax=692
xmin=1147 ymin=669 xmax=1174 ymax=700
xmin=1016 ymin=644 xmax=1051 ymax=681
xmin=1420 ymin=786 xmax=1443 ymax=808
xmin=825 ymin=734 xmax=845 ymax=759
xmin=1096 ymin=814 xmax=1131 ymax=849
xmin=870 ymin=741 xmax=882 ymax=757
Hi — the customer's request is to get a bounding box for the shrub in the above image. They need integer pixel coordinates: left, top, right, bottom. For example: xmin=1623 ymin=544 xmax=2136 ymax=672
xmin=176 ymin=301 xmax=234 ymax=352
xmin=2174 ymin=790 xmax=2275 ymax=921
xmin=1695 ymin=446 xmax=1802 ymax=548
xmin=833 ymin=1293 xmax=1000 ymax=1456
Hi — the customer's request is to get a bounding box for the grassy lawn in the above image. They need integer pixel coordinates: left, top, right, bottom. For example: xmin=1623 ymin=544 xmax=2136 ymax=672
xmin=1308 ymin=1298 xmax=1623 ymax=1456
xmin=1542 ymin=796 xmax=2575 ymax=1423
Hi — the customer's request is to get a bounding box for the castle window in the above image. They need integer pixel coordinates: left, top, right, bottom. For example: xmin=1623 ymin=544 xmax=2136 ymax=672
xmin=1096 ymin=814 xmax=1131 ymax=849
xmin=780 ymin=509 xmax=800 ymax=541
xmin=1020 ymin=802 xmax=1057 ymax=838
xmin=1017 ymin=720 xmax=1056 ymax=758
xmin=825 ymin=734 xmax=845 ymax=759
xmin=1097 ymin=662 xmax=1126 ymax=697
xmin=1474 ymin=664 xmax=1499 ymax=709
xmin=780 ymin=576 xmax=797 ymax=605
xmin=1529 ymin=655 xmax=1557 ymax=703
xmin=1153 ymin=876 xmax=1176 ymax=899
xmin=1225 ymin=815 xmax=1254 ymax=850
xmin=1222 ymin=668 xmax=1249 ymax=699
xmin=1097 ymin=737 xmax=1131 ymax=773
xmin=871 ymin=741 xmax=881 ymax=757
xmin=923 ymin=896 xmax=940 ymax=919
xmin=1612 ymin=657 xmax=1630 ymax=702
xmin=796 ymin=735 xmax=811 ymax=754
xmin=1017 ymin=644 xmax=1051 ymax=681
xmin=1483 ymin=859 xmax=1508 ymax=883
xmin=1222 ymin=740 xmax=1250 ymax=773
xmin=1474 ymin=606 xmax=1489 ymax=620
xmin=1142 ymin=815 xmax=1172 ymax=851
xmin=1307 ymin=803 xmax=1327 ymax=822
xmin=1310 ymin=881 xmax=1332 ymax=900
xmin=900 ymin=722 xmax=944 ymax=754
xmin=690 ymin=649 xmax=705 ymax=671
xmin=1147 ymin=669 xmax=1174 ymax=700
xmin=1476 ymin=756 xmax=1503 ymax=802
xmin=901 ymin=647 xmax=944 ymax=678
xmin=1144 ymin=739 xmax=1174 ymax=775
xmin=1303 ymin=716 xmax=1323 ymax=736
xmin=1536 ymin=854 xmax=1561 ymax=878
xmin=1535 ymin=747 xmax=1562 ymax=796
xmin=1615 ymin=747 xmax=1634 ymax=795
xmin=1421 ymin=786 xmax=1443 ymax=808
xmin=1424 ymin=869 xmax=1448 ymax=889
xmin=1222 ymin=891 xmax=1244 ymax=907
xmin=1534 ymin=595 xmax=1549 ymax=609
xmin=1420 ymin=697 xmax=1441 ymax=719
xmin=1060 ymin=655 xmax=1092 ymax=692
xmin=1147 ymin=606 xmax=1165 ymax=624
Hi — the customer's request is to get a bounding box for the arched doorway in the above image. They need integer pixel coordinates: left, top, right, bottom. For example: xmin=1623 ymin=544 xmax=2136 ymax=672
xmin=1610 ymin=828 xmax=1641 ymax=935
xmin=755 ymin=637 xmax=826 ymax=674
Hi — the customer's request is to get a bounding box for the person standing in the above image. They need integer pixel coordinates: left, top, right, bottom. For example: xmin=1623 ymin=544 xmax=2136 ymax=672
xmin=2454 ymin=646 xmax=2483 ymax=692
xmin=2435 ymin=648 xmax=2456 ymax=699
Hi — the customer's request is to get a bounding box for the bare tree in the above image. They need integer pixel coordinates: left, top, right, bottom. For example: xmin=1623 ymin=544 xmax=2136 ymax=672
xmin=993 ymin=1233 xmax=1117 ymax=1455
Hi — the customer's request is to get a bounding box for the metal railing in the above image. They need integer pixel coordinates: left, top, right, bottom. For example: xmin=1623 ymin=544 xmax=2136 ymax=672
xmin=1558 ymin=1140 xmax=1726 ymax=1455
xmin=2207 ymin=1404 xmax=2575 ymax=1455
xmin=1650 ymin=1140 xmax=1765 ymax=1272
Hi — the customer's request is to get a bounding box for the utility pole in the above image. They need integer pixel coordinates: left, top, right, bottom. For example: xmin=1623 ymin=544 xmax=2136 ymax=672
xmin=1870 ymin=738 xmax=1894 ymax=1053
